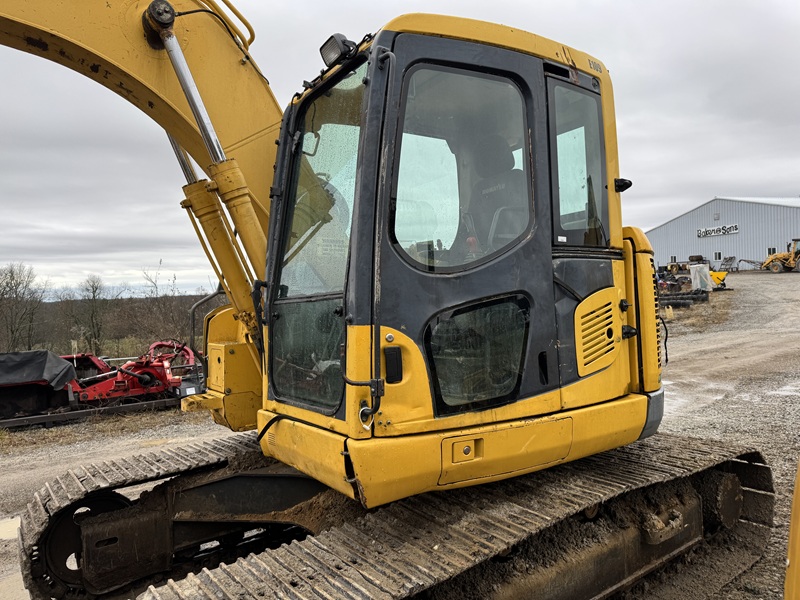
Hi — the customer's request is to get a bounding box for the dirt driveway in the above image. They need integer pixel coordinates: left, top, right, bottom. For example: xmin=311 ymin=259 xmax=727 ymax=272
xmin=658 ymin=271 xmax=800 ymax=598
xmin=0 ymin=271 xmax=798 ymax=598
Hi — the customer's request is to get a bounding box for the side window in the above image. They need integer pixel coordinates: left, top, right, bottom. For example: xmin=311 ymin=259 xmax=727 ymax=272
xmin=392 ymin=66 xmax=530 ymax=271
xmin=425 ymin=296 xmax=530 ymax=415
xmin=549 ymin=81 xmax=608 ymax=247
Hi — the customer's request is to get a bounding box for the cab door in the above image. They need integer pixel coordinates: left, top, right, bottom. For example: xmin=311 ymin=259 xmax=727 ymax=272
xmin=370 ymin=32 xmax=559 ymax=431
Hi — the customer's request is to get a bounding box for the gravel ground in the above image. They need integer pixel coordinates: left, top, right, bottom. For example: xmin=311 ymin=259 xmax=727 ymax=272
xmin=0 ymin=270 xmax=797 ymax=598
xmin=658 ymin=271 xmax=800 ymax=598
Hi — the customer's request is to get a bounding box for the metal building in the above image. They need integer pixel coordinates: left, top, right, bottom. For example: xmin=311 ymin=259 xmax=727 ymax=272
xmin=645 ymin=196 xmax=800 ymax=270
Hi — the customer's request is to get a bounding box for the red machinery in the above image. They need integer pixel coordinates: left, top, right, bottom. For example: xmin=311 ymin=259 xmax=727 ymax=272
xmin=0 ymin=341 xmax=201 ymax=428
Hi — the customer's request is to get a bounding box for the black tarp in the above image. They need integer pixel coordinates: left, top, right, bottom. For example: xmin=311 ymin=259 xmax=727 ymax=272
xmin=0 ymin=351 xmax=77 ymax=390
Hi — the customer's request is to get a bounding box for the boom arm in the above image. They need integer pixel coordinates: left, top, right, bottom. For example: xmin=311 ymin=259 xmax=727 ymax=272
xmin=0 ymin=0 xmax=282 ymax=244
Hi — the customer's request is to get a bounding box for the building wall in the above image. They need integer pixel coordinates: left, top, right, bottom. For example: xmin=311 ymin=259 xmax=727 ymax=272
xmin=645 ymin=198 xmax=800 ymax=270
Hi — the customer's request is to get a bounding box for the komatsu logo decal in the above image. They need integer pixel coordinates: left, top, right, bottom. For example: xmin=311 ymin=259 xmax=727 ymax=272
xmin=697 ymin=224 xmax=739 ymax=238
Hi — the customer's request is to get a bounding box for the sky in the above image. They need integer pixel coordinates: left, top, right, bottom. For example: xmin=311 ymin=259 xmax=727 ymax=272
xmin=1 ymin=0 xmax=799 ymax=292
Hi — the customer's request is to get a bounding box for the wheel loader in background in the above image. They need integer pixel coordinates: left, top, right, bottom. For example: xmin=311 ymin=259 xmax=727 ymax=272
xmin=0 ymin=1 xmax=776 ymax=598
xmin=762 ymin=238 xmax=800 ymax=272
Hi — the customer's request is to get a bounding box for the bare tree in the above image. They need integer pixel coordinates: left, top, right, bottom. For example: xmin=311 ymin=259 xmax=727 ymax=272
xmin=0 ymin=262 xmax=48 ymax=352
xmin=80 ymin=274 xmax=107 ymax=354
xmin=137 ymin=261 xmax=191 ymax=342
xmin=58 ymin=274 xmax=118 ymax=355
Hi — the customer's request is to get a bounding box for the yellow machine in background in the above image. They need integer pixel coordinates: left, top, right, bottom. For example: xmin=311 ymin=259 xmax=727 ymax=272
xmin=763 ymin=238 xmax=800 ymax=273
xmin=1 ymin=2 xmax=776 ymax=598
xmin=710 ymin=269 xmax=729 ymax=289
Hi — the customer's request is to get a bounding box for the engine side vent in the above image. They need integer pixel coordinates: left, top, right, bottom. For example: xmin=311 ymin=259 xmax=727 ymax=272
xmin=574 ymin=287 xmax=621 ymax=377
xmin=580 ymin=302 xmax=615 ymax=365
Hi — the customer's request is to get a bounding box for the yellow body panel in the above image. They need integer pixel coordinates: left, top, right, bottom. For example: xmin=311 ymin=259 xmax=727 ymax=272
xmin=258 ymin=392 xmax=649 ymax=509
xmin=257 ymin=409 xmax=355 ymax=500
xmin=192 ymin=340 xmax=261 ymax=431
xmin=787 ymin=463 xmax=800 ymax=599
xmin=346 ymin=394 xmax=646 ymax=508
xmin=561 ymin=262 xmax=631 ymax=409
xmin=623 ymin=227 xmax=662 ymax=393
xmin=181 ymin=305 xmax=262 ymax=430
xmin=437 ymin=418 xmax=572 ymax=485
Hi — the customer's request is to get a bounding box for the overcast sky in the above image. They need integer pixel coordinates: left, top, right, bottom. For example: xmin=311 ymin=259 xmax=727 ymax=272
xmin=1 ymin=0 xmax=798 ymax=292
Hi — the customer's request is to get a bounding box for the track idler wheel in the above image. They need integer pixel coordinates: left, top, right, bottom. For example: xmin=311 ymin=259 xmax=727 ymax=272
xmin=40 ymin=491 xmax=132 ymax=598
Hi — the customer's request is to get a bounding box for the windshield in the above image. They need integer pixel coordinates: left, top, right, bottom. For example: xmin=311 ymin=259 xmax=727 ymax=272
xmin=271 ymin=61 xmax=367 ymax=411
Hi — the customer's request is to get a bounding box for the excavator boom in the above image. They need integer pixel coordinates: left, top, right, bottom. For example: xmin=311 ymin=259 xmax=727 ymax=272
xmin=0 ymin=0 xmax=280 ymax=242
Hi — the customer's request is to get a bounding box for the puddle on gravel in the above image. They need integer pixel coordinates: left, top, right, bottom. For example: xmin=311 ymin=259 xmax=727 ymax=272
xmin=0 ymin=517 xmax=19 ymax=540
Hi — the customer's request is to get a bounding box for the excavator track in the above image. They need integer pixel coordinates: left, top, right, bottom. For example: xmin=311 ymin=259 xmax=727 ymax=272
xmin=19 ymin=433 xmax=264 ymax=600
xmin=19 ymin=433 xmax=774 ymax=600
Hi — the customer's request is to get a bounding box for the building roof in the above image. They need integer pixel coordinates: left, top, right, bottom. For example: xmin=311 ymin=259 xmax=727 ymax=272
xmin=646 ymin=196 xmax=800 ymax=232
xmin=711 ymin=196 xmax=800 ymax=208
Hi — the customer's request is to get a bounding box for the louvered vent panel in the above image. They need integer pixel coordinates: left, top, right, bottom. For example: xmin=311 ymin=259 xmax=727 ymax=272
xmin=650 ymin=257 xmax=662 ymax=368
xmin=579 ymin=301 xmax=615 ymax=369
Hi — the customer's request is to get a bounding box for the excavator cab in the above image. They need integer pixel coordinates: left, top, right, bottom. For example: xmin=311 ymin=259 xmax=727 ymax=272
xmin=259 ymin=17 xmax=664 ymax=507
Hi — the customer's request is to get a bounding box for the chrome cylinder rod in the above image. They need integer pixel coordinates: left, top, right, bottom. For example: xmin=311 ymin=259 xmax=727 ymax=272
xmin=146 ymin=1 xmax=227 ymax=165
xmin=167 ymin=133 xmax=199 ymax=184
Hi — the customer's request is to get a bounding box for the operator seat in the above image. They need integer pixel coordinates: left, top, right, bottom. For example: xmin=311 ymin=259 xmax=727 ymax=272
xmin=468 ymin=134 xmax=528 ymax=252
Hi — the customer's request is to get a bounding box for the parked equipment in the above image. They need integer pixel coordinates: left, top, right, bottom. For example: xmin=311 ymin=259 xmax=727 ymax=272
xmin=719 ymin=255 xmax=737 ymax=271
xmin=2 ymin=2 xmax=775 ymax=599
xmin=762 ymin=238 xmax=800 ymax=272
xmin=0 ymin=341 xmax=200 ymax=428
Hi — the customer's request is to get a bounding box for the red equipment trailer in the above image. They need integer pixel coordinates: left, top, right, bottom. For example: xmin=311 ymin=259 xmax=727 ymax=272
xmin=0 ymin=341 xmax=202 ymax=428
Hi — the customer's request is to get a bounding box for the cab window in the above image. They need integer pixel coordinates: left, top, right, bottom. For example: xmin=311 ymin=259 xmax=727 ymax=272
xmin=392 ymin=65 xmax=531 ymax=271
xmin=549 ymin=81 xmax=608 ymax=247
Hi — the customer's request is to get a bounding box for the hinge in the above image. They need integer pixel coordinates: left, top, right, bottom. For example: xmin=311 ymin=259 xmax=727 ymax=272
xmin=290 ymin=130 xmax=302 ymax=154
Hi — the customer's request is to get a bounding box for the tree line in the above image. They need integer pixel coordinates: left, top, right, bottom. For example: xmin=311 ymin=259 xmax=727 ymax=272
xmin=0 ymin=262 xmax=225 ymax=357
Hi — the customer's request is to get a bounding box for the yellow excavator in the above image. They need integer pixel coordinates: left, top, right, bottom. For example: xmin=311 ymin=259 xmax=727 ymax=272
xmin=1 ymin=1 xmax=777 ymax=598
